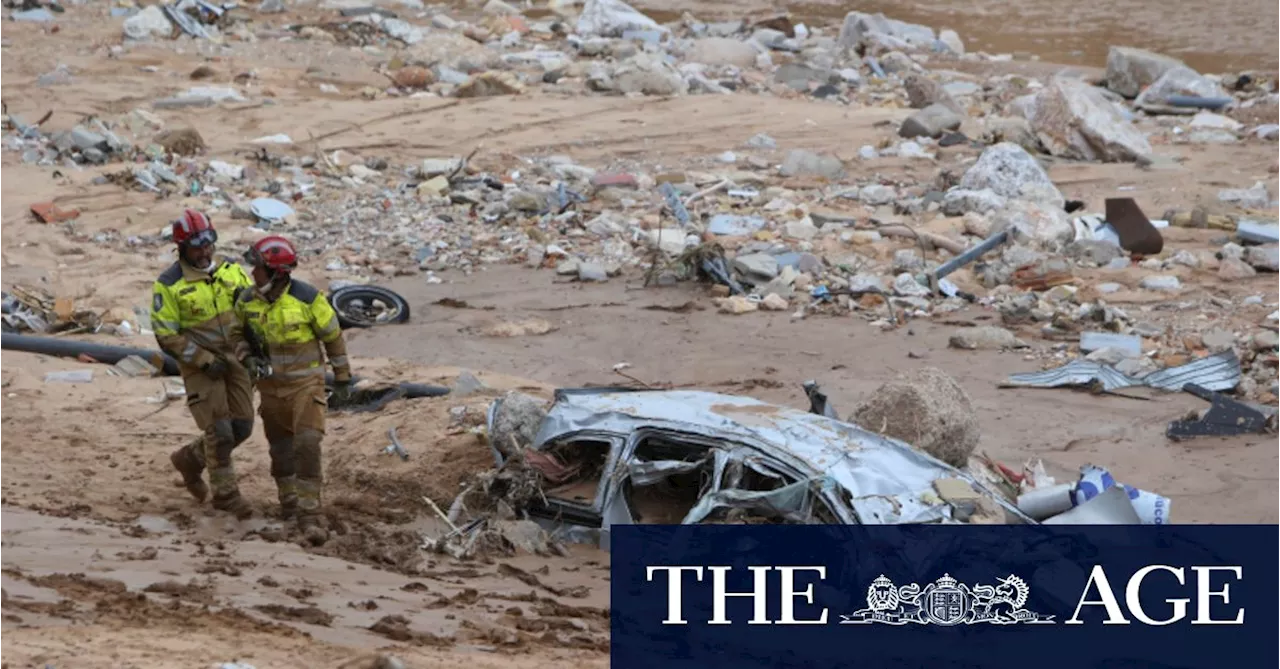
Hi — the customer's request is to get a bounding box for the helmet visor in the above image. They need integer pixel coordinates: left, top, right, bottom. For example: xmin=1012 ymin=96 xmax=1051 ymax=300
xmin=185 ymin=228 xmax=218 ymax=248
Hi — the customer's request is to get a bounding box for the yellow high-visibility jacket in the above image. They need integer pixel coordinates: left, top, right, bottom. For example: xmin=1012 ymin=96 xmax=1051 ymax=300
xmin=151 ymin=259 xmax=253 ymax=372
xmin=232 ymin=279 xmax=351 ymax=388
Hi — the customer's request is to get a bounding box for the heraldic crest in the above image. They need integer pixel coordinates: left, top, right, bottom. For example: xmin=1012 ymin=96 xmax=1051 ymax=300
xmin=840 ymin=573 xmax=1055 ymax=626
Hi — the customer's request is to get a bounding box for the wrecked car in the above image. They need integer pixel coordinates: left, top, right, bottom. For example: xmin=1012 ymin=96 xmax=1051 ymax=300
xmin=476 ymin=387 xmax=1034 ymax=546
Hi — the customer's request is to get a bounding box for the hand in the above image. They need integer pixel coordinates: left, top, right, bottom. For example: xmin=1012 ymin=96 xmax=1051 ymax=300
xmin=202 ymin=357 xmax=228 ymax=379
xmin=242 ymin=356 xmax=270 ymax=381
xmin=329 ymin=380 xmax=354 ymax=406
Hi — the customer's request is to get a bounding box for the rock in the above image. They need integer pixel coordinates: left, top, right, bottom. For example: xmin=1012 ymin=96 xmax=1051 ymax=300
xmin=892 ymin=249 xmax=925 ymax=274
xmin=409 ymin=32 xmax=503 ymax=73
xmin=1218 ymin=181 xmax=1271 ymax=209
xmin=942 ymin=188 xmax=1007 ymax=216
xmin=483 ymin=0 xmax=520 ymax=15
xmin=779 ymin=149 xmax=843 ymax=179
xmin=1105 ymin=47 xmax=1185 ymax=98
xmin=1066 ymin=239 xmax=1122 ymax=266
xmin=903 ymin=73 xmax=959 ymax=111
xmin=1244 ymin=245 xmax=1279 ymax=272
xmin=760 ymin=293 xmax=789 ymax=311
xmin=123 ymin=6 xmax=173 ymax=41
xmin=420 ymin=158 xmax=461 ymax=178
xmin=1032 ymin=78 xmax=1152 ymax=162
xmin=892 ymin=273 xmax=930 ymax=297
xmin=507 ymin=190 xmax=545 ymax=212
xmin=1218 ymin=256 xmax=1258 ymax=280
xmin=154 ymin=127 xmax=205 ymax=156
xmin=576 ymin=0 xmax=665 ymax=38
xmin=585 ymin=212 xmax=627 ymax=237
xmin=848 ymin=274 xmax=885 ymax=293
xmin=899 ymin=103 xmax=964 ymax=139
xmin=859 ymin=184 xmax=897 ymax=206
xmin=379 ymin=18 xmax=426 ymax=45
xmin=349 ymin=164 xmax=380 ymax=180
xmin=555 ymin=259 xmax=580 ymax=275
xmin=1252 ymin=330 xmax=1280 ymax=351
xmin=716 ymin=295 xmax=759 ymax=314
xmin=1168 ymin=249 xmax=1201 ymax=268
xmin=1256 ymin=124 xmax=1279 ymax=141
xmin=838 ymin=12 xmax=936 ymax=51
xmin=1115 ymin=357 xmax=1158 ymax=378
xmin=686 ymin=38 xmax=759 ymax=68
xmin=1189 ymin=111 xmax=1243 ymax=133
xmin=391 ymin=66 xmax=435 ymax=89
xmin=1008 ymin=94 xmax=1038 ymax=120
xmin=454 ymin=71 xmax=524 ymax=98
xmin=1202 ymin=328 xmax=1236 ymax=351
xmin=937 ymin=29 xmax=964 ymax=56
xmin=981 ymin=117 xmax=1042 ymax=154
xmin=851 ymin=367 xmax=980 ymax=468
xmin=949 ymin=326 xmax=1022 ymax=350
xmin=732 ymin=253 xmax=779 ymax=280
xmin=878 ymin=51 xmax=917 ymax=74
xmin=962 ymin=212 xmax=993 ymax=237
xmin=990 ymin=200 xmax=1074 ymax=251
xmin=1139 ymin=275 xmax=1181 ymax=292
xmin=958 ymin=142 xmax=1061 ymax=204
xmin=577 ymin=262 xmax=608 ymax=282
xmin=489 ymin=391 xmax=549 ymax=453
xmin=744 ymin=133 xmax=777 ymax=149
xmin=258 ymin=0 xmax=285 ymax=12
xmin=613 ymin=54 xmax=687 ymax=96
xmin=643 ymin=228 xmax=689 ymax=255
xmin=783 ymin=217 xmax=820 ymax=240
xmin=773 ymin=63 xmax=830 ymax=90
xmin=1135 ymin=66 xmax=1229 ymax=108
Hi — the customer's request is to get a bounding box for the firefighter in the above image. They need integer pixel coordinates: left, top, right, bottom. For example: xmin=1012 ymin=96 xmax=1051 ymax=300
xmin=151 ymin=209 xmax=255 ymax=519
xmin=232 ymin=235 xmax=353 ymax=546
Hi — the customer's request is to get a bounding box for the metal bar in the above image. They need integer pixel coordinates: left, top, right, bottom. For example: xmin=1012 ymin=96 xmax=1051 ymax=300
xmin=930 ymin=229 xmax=1009 ymax=283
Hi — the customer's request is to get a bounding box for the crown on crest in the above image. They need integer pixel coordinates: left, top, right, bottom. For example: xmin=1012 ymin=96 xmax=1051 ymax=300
xmin=935 ymin=574 xmax=958 ymax=588
xmin=872 ymin=575 xmax=893 ymax=587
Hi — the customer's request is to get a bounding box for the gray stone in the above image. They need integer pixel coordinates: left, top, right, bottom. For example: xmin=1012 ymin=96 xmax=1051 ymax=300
xmin=1032 ymin=77 xmax=1152 ymax=162
xmin=851 ymin=367 xmax=980 ymax=468
xmin=878 ymin=51 xmax=917 ymax=74
xmin=483 ymin=0 xmax=519 ymax=15
xmin=489 ymin=391 xmax=549 ymax=453
xmin=1168 ymin=249 xmax=1201 ymax=268
xmin=732 ymin=253 xmax=780 ymax=280
xmin=942 ymin=188 xmax=1007 ymax=216
xmin=903 ymin=73 xmax=959 ymax=111
xmin=507 ymin=190 xmax=545 ymax=212
xmin=1252 ymin=330 xmax=1280 ymax=351
xmin=585 ymin=213 xmax=627 ymax=237
xmin=613 ymin=54 xmax=688 ymax=95
xmin=1135 ymin=66 xmax=1229 ymax=108
xmin=1086 ymin=347 xmax=1133 ymax=365
xmin=958 ymin=142 xmax=1061 ymax=204
xmin=892 ymin=272 xmax=930 ymax=297
xmin=123 ymin=6 xmax=173 ymax=41
xmin=899 ymin=103 xmax=964 ymax=139
xmin=779 ymin=149 xmax=843 ymax=178
xmin=989 ymin=200 xmax=1074 ymax=251
xmin=892 ymin=249 xmax=926 ymax=274
xmin=577 ymin=262 xmax=608 ymax=282
xmin=1202 ymin=328 xmax=1237 ymax=351
xmin=1218 ymin=181 xmax=1270 ymax=210
xmin=774 ymin=63 xmax=829 ymax=90
xmin=258 ymin=0 xmax=286 ymax=13
xmin=981 ymin=117 xmax=1042 ymax=154
xmin=937 ymin=29 xmax=964 ymax=56
xmin=70 ymin=126 xmax=108 ymax=152
xmin=744 ymin=133 xmax=776 ymax=149
xmin=859 ymin=184 xmax=897 ymax=206
xmin=1132 ymin=321 xmax=1165 ymax=337
xmin=783 ymin=218 xmax=820 ymax=240
xmin=838 ymin=12 xmax=936 ymax=50
xmin=1218 ymin=256 xmax=1257 ymax=280
xmin=1256 ymin=125 xmax=1279 ymax=141
xmin=1105 ymin=46 xmax=1185 ymax=98
xmin=948 ymin=326 xmax=1023 ymax=350
xmin=847 ymin=274 xmax=885 ymax=293
xmin=1139 ymin=275 xmax=1181 ymax=292
xmin=686 ymin=37 xmax=759 ymax=68
xmin=1244 ymin=245 xmax=1279 ymax=272
xmin=1066 ymin=239 xmax=1122 ymax=266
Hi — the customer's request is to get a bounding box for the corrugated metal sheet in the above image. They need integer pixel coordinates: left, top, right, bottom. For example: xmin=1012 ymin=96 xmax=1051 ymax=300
xmin=1005 ymin=350 xmax=1241 ymax=393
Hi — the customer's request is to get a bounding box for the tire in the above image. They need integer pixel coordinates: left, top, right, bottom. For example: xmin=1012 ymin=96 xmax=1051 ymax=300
xmin=329 ymin=285 xmax=411 ymax=330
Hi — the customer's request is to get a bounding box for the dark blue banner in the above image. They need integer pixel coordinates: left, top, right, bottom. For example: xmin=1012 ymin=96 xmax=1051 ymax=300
xmin=611 ymin=525 xmax=1278 ymax=669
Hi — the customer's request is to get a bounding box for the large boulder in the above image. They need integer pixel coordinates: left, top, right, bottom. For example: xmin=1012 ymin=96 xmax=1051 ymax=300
xmin=1105 ymin=46 xmax=1185 ymax=98
xmin=1032 ymin=77 xmax=1152 ymax=162
xmin=488 ymin=391 xmax=550 ymax=457
xmin=837 ymin=11 xmax=935 ymax=51
xmin=1134 ymin=66 xmax=1230 ymax=108
xmin=851 ymin=367 xmax=980 ymax=468
xmin=958 ymin=142 xmax=1061 ymax=204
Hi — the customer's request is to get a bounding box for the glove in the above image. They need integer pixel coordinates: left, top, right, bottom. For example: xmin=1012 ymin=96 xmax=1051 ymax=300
xmin=329 ymin=380 xmax=354 ymax=407
xmin=242 ymin=356 xmax=270 ymax=382
xmin=202 ymin=357 xmax=228 ymax=379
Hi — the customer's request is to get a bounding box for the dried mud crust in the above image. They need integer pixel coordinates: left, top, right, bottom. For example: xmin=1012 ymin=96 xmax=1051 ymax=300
xmin=4 ymin=570 xmax=307 ymax=638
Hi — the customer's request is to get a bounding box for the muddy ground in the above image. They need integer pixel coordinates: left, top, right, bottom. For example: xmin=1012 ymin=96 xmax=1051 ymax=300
xmin=2 ymin=1 xmax=1278 ymax=667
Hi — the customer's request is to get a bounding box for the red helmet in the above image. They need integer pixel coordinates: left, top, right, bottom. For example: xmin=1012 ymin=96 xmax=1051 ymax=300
xmin=172 ymin=209 xmax=216 ymax=247
xmin=244 ymin=235 xmax=298 ymax=274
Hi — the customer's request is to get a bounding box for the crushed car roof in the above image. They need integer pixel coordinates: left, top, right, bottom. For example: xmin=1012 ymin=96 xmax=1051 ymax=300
xmin=534 ymin=388 xmax=1030 ymax=525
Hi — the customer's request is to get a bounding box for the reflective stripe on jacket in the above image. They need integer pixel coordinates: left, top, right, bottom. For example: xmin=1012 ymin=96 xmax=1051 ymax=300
xmin=151 ymin=259 xmax=253 ymax=370
xmin=233 ymin=279 xmax=351 ymax=388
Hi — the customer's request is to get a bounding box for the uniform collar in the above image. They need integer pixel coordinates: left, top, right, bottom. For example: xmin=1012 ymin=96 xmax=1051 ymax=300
xmin=179 ymin=258 xmax=219 ymax=282
xmin=256 ymin=277 xmax=290 ymax=303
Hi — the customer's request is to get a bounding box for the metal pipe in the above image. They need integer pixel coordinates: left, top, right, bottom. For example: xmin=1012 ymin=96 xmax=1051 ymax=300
xmin=929 ymin=229 xmax=1009 ymax=283
xmin=2 ymin=332 xmax=180 ymax=375
xmin=1165 ymin=95 xmax=1233 ymax=110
